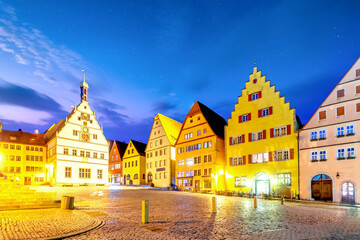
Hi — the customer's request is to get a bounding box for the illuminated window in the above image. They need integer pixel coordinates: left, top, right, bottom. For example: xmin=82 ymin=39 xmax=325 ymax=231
xmin=235 ymin=176 xmax=247 ymax=187
xmin=204 ymin=179 xmax=212 ymax=189
xmin=80 ymin=151 xmax=85 ymax=157
xmin=64 ymin=148 xmax=69 ymax=155
xmin=100 ymin=153 xmax=105 ymax=159
xmin=86 ymin=152 xmax=90 ymax=157
xmin=186 ymin=158 xmax=194 ymax=166
xmin=65 ymin=167 xmax=72 ymax=178
xmin=277 ymin=173 xmax=291 ymax=186
xmin=93 ymin=152 xmax=98 ymax=158
xmin=72 ymin=149 xmax=77 ymax=156
xmin=79 ymin=168 xmax=91 ymax=179
xmin=276 ymin=150 xmax=289 ymax=161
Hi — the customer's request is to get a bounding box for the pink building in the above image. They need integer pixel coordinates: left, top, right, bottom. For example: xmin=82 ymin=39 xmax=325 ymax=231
xmin=299 ymin=57 xmax=360 ymax=204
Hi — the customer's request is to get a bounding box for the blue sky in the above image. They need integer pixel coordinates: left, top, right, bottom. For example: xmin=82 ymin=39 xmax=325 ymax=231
xmin=0 ymin=0 xmax=359 ymax=142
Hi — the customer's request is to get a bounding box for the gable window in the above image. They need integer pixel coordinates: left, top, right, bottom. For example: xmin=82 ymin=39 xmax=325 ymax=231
xmin=337 ymin=127 xmax=345 ymax=137
xmin=319 ymin=130 xmax=326 ymax=139
xmin=259 ymin=107 xmax=272 ymax=118
xmin=319 ymin=110 xmax=326 ymax=120
xmin=336 ymin=106 xmax=345 ymax=117
xmin=346 ymin=125 xmax=354 ymax=135
xmin=249 ymin=91 xmax=261 ymax=101
xmin=93 ymin=134 xmax=97 ymax=140
xmin=239 ymin=113 xmax=251 ymax=123
xmin=356 ymin=69 xmax=360 ymax=78
xmin=197 ymin=130 xmax=201 ymax=136
xmin=337 ymin=89 xmax=345 ymax=98
xmin=311 ymin=131 xmax=317 ymax=141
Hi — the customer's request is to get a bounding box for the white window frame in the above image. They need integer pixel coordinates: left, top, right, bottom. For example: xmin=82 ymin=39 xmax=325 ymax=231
xmin=241 ymin=114 xmax=248 ymax=122
xmin=336 ymin=106 xmax=346 ymax=118
xmin=337 ymin=148 xmax=345 ymax=159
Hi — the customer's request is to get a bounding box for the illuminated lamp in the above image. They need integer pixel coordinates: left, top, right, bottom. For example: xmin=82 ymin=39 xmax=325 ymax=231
xmin=218 ymin=169 xmax=224 ymax=175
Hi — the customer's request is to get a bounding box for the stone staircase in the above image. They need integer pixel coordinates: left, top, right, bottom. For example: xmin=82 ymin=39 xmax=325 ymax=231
xmin=0 ymin=180 xmax=60 ymax=210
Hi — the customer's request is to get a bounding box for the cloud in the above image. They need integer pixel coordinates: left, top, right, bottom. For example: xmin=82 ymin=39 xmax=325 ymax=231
xmin=14 ymin=54 xmax=29 ymax=64
xmin=33 ymin=70 xmax=57 ymax=83
xmin=0 ymin=79 xmax=65 ymax=115
xmin=0 ymin=43 xmax=13 ymax=53
xmin=152 ymin=100 xmax=178 ymax=113
xmin=91 ymin=98 xmax=129 ymax=127
xmin=0 ymin=104 xmax=52 ymax=125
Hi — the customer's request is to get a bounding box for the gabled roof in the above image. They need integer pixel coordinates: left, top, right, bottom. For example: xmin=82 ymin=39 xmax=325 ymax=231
xmin=187 ymin=101 xmax=227 ymax=139
xmin=114 ymin=140 xmax=128 ymax=158
xmin=0 ymin=129 xmax=46 ymax=146
xmin=157 ymin=113 xmax=182 ymax=146
xmin=43 ymin=119 xmax=66 ymax=142
xmin=131 ymin=140 xmax=147 ymax=156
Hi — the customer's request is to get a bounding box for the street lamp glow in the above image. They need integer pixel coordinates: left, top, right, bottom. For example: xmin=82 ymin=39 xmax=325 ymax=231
xmin=218 ymin=169 xmax=224 ymax=175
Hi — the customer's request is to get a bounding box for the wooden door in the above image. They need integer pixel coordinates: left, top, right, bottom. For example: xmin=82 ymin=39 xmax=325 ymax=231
xmin=195 ymin=180 xmax=200 ymax=192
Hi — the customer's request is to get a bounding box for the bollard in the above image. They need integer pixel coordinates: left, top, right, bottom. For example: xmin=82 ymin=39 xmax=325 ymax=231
xmin=212 ymin=197 xmax=217 ymax=213
xmin=254 ymin=195 xmax=257 ymax=208
xmin=281 ymin=195 xmax=284 ymax=205
xmin=142 ymin=200 xmax=149 ymax=224
xmin=61 ymin=195 xmax=68 ymax=209
xmin=295 ymin=190 xmax=297 ymax=200
xmin=61 ymin=196 xmax=75 ymax=210
xmin=290 ymin=191 xmax=293 ymax=201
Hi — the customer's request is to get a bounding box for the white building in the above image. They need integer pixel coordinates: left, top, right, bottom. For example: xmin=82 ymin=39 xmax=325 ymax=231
xmin=44 ymin=77 xmax=109 ymax=186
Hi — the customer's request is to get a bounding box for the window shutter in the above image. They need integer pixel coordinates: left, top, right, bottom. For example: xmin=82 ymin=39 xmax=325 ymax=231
xmin=356 ymin=85 xmax=360 ymax=94
xmin=248 ymin=154 xmax=252 ymax=164
xmin=229 ymin=157 xmax=233 ymax=166
xmin=258 ymin=91 xmax=262 ymax=98
xmin=229 ymin=137 xmax=232 ymax=145
xmin=319 ymin=110 xmax=326 ymax=120
xmin=287 ymin=125 xmax=291 ymax=135
xmin=248 ymin=133 xmax=252 ymax=142
xmin=290 ymin=148 xmax=294 ymax=159
xmin=337 ymin=89 xmax=345 ymax=98
xmin=270 ymin=128 xmax=274 ymax=138
xmin=248 ymin=113 xmax=251 ymax=121
xmin=269 ymin=152 xmax=273 ymax=162
xmin=243 ymin=156 xmax=246 ymax=165
xmin=248 ymin=94 xmax=252 ymax=101
xmin=263 ymin=130 xmax=266 ymax=139
xmin=356 ymin=69 xmax=360 ymax=77
xmin=269 ymin=106 xmax=273 ymax=115
xmin=357 ymin=103 xmax=360 ymax=112
xmin=242 ymin=134 xmax=245 ymax=143
xmin=258 ymin=109 xmax=262 ymax=118
xmin=337 ymin=106 xmax=345 ymax=116
xmin=238 ymin=116 xmax=242 ymax=123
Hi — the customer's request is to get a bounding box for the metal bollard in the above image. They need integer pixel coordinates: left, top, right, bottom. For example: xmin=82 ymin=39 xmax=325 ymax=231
xmin=142 ymin=200 xmax=149 ymax=224
xmin=212 ymin=197 xmax=217 ymax=213
xmin=281 ymin=195 xmax=284 ymax=205
xmin=254 ymin=195 xmax=257 ymax=208
xmin=61 ymin=195 xmax=75 ymax=210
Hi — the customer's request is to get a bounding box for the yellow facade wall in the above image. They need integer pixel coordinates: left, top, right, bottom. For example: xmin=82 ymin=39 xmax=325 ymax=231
xmin=225 ymin=67 xmax=299 ymax=197
xmin=176 ymin=104 xmax=226 ymax=192
xmin=123 ymin=141 xmax=146 ymax=185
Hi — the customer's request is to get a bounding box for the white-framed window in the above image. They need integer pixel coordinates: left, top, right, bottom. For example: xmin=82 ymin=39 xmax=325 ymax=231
xmin=65 ymin=167 xmax=71 ymax=178
xmin=186 ymin=158 xmax=194 ymax=166
xmin=232 ymin=135 xmax=243 ymax=145
xmin=261 ymin=108 xmax=269 ymax=117
xmin=235 ymin=176 xmax=247 ymax=187
xmin=203 ymin=141 xmax=212 ymax=148
xmin=97 ymin=169 xmax=103 ymax=179
xmin=276 ymin=149 xmax=289 ymax=161
xmin=177 ymin=171 xmax=184 ymax=178
xmin=203 ymin=154 xmax=212 ymax=163
xmin=251 ymin=92 xmax=259 ymax=100
xmin=347 ymin=147 xmax=355 ymax=158
xmin=232 ymin=156 xmax=243 ymax=166
xmin=184 ymin=133 xmax=193 ymax=139
xmin=311 ymin=131 xmax=317 ymax=140
xmin=337 ymin=126 xmax=344 ymax=137
xmin=197 ymin=130 xmax=201 ymax=136
xmin=277 ymin=173 xmax=291 ymax=186
xmin=79 ymin=168 xmax=91 ymax=179
xmin=320 ymin=150 xmax=327 ymax=160
xmin=319 ymin=130 xmax=326 ymax=139
xmin=311 ymin=151 xmax=318 ymax=161
xmin=337 ymin=148 xmax=345 ymax=159
xmin=178 ymin=159 xmax=184 ymax=166
xmin=274 ymin=126 xmax=287 ymax=137
xmin=347 ymin=125 xmax=354 ymax=135
xmin=241 ymin=114 xmax=248 ymax=122
xmin=63 ymin=148 xmax=69 ymax=155
xmin=251 ymin=131 xmax=263 ymax=141
xmin=252 ymin=152 xmax=268 ymax=163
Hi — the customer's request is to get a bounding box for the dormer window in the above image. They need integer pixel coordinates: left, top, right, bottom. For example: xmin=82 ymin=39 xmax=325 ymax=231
xmin=356 ymin=69 xmax=360 ymax=78
xmin=248 ymin=91 xmax=262 ymax=101
xmin=9 ymin=136 xmax=17 ymax=141
xmin=337 ymin=89 xmax=345 ymax=99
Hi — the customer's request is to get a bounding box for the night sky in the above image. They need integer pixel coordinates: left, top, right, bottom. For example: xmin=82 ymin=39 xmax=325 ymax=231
xmin=0 ymin=0 xmax=359 ymax=143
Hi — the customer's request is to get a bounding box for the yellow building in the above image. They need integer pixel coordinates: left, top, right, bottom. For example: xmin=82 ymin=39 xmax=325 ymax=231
xmin=175 ymin=101 xmax=227 ymax=192
xmin=123 ymin=140 xmax=147 ymax=185
xmin=225 ymin=66 xmax=301 ymax=197
xmin=0 ymin=123 xmax=47 ymax=185
xmin=145 ymin=114 xmax=182 ymax=188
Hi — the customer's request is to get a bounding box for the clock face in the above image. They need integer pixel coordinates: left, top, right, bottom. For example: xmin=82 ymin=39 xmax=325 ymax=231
xmin=81 ymin=133 xmax=90 ymax=142
xmin=83 ymin=127 xmax=88 ymax=133
xmin=81 ymin=113 xmax=90 ymax=121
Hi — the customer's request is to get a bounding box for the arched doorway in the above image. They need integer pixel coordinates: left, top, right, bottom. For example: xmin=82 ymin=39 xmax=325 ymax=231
xmin=255 ymin=174 xmax=270 ymax=195
xmin=311 ymin=174 xmax=332 ymax=201
xmin=341 ymin=181 xmax=355 ymax=204
xmin=147 ymin=173 xmax=153 ymax=183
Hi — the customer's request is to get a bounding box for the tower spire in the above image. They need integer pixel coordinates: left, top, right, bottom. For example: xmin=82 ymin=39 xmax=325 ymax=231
xmin=80 ymin=70 xmax=89 ymax=102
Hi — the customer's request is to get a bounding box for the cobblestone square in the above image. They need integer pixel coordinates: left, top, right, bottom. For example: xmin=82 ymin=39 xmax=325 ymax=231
xmin=32 ymin=186 xmax=360 ymax=239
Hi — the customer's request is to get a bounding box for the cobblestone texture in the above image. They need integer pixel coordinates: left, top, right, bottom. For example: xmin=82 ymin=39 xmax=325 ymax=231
xmin=3 ymin=186 xmax=360 ymax=239
xmin=0 ymin=208 xmax=96 ymax=240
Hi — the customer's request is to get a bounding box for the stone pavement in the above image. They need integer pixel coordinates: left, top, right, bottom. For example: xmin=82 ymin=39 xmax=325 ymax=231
xmin=0 ymin=208 xmax=100 ymax=240
xmin=3 ymin=186 xmax=360 ymax=239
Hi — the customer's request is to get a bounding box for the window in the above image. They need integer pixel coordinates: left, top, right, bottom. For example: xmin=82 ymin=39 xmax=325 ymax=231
xmin=337 ymin=127 xmax=345 ymax=137
xmin=204 ymin=154 xmax=212 ymax=163
xmin=132 ymin=149 xmax=134 ymax=154
xmin=311 ymin=131 xmax=317 ymax=140
xmin=251 ymin=92 xmax=258 ymax=100
xmin=72 ymin=149 xmax=77 ymax=156
xmin=97 ymin=169 xmax=103 ymax=179
xmin=357 ymin=69 xmax=360 ymax=78
xmin=273 ymin=126 xmax=287 ymax=137
xmin=319 ymin=130 xmax=326 ymax=139
xmin=337 ymin=89 xmax=345 ymax=98
xmin=251 ymin=152 xmax=269 ymax=163
xmin=337 ymin=148 xmax=345 ymax=159
xmin=10 ymin=155 xmax=14 ymax=161
xmin=100 ymin=153 xmax=105 ymax=159
xmin=260 ymin=107 xmax=271 ymax=117
xmin=251 ymin=131 xmax=263 ymax=141
xmin=319 ymin=110 xmax=326 ymax=120
xmin=186 ymin=158 xmax=194 ymax=166
xmin=63 ymin=148 xmax=69 ymax=155
xmin=232 ymin=156 xmax=243 ymax=166
xmin=86 ymin=152 xmax=90 ymax=157
xmin=73 ymin=130 xmax=78 ymax=136
xmin=204 ymin=179 xmax=212 ymax=189
xmin=231 ymin=135 xmax=244 ymax=145
xmin=164 ymin=172 xmax=167 ymax=179
xmin=204 ymin=128 xmax=207 ymax=133
xmin=93 ymin=134 xmax=98 ymax=140
xmin=150 ymin=143 xmax=153 ymax=148
xmin=347 ymin=147 xmax=355 ymax=158
xmin=93 ymin=152 xmax=98 ymax=158
xmin=276 ymin=150 xmax=289 ymax=161
xmin=80 ymin=151 xmax=85 ymax=157
xmin=194 ymin=156 xmax=201 ymax=164
xmin=155 ymin=141 xmax=158 ymax=146
xmin=203 ymin=141 xmax=212 ymax=148
xmin=16 ymin=156 xmax=21 ymax=161
xmin=164 ymin=159 xmax=167 ymax=166
xmin=65 ymin=167 xmax=72 ymax=178
xmin=197 ymin=130 xmax=201 ymax=136
xmin=241 ymin=114 xmax=248 ymax=122
xmin=311 ymin=151 xmax=318 ymax=161
xmin=10 ymin=145 xmax=15 ymax=149
xmin=336 ymin=106 xmax=345 ymax=117
xmin=277 ymin=173 xmax=291 ymax=186
xmin=178 ymin=159 xmax=184 ymax=166
xmin=164 ymin=149 xmax=167 ymax=155
xmin=79 ymin=168 xmax=91 ymax=178
xmin=16 ymin=145 xmax=21 ymax=150
xmin=16 ymin=167 xmax=20 ymax=172
xmin=320 ymin=151 xmax=327 ymax=160
xmin=184 ymin=133 xmax=193 ymax=139
xmin=347 ymin=125 xmax=354 ymax=135
xmin=3 ymin=144 xmax=8 ymax=149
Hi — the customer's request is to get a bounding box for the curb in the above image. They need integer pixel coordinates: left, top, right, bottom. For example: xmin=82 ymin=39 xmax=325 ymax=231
xmin=43 ymin=218 xmax=104 ymax=240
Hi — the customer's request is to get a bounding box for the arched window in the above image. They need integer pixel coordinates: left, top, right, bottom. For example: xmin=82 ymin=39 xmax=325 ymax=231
xmin=134 ymin=174 xmax=138 ymax=180
xmin=127 ymin=174 xmax=130 ymax=180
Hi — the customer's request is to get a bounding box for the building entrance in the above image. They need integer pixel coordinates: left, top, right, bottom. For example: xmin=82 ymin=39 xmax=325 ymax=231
xmin=341 ymin=181 xmax=355 ymax=204
xmin=255 ymin=174 xmax=270 ymax=195
xmin=311 ymin=174 xmax=332 ymax=201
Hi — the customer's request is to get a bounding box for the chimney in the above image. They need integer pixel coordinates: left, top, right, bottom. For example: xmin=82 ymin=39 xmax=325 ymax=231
xmin=18 ymin=129 xmax=22 ymax=132
xmin=34 ymin=129 xmax=39 ymax=134
xmin=71 ymin=105 xmax=74 ymax=112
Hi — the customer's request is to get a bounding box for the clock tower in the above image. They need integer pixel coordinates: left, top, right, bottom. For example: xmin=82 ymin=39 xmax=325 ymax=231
xmin=80 ymin=71 xmax=88 ymax=102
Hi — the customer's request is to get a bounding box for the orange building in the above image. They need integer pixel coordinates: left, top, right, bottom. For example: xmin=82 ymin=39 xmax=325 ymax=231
xmin=109 ymin=140 xmax=127 ymax=184
xmin=175 ymin=101 xmax=227 ymax=192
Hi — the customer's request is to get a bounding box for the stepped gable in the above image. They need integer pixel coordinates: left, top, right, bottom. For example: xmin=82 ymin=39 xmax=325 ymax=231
xmin=115 ymin=140 xmax=128 ymax=158
xmin=0 ymin=129 xmax=45 ymax=146
xmin=157 ymin=113 xmax=182 ymax=145
xmin=188 ymin=101 xmax=227 ymax=139
xmin=131 ymin=140 xmax=147 ymax=156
